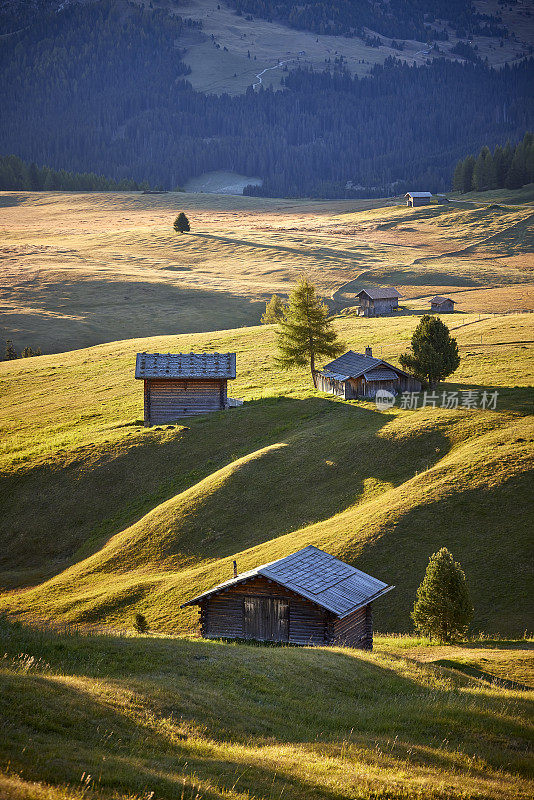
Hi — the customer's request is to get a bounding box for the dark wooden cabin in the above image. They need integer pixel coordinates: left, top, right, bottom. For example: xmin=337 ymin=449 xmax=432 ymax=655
xmin=317 ymin=348 xmax=421 ymax=399
xmin=430 ymin=296 xmax=456 ymax=313
xmin=135 ymin=352 xmax=236 ymax=426
xmin=357 ymin=287 xmax=400 ymax=317
xmin=182 ymin=546 xmax=394 ymax=649
xmin=405 ymin=191 xmax=432 ymax=207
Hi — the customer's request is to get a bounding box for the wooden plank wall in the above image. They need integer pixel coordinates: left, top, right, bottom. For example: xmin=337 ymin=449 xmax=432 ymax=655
xmin=146 ymin=378 xmax=225 ymax=424
xmin=332 ymin=604 xmax=373 ymax=650
xmin=200 ymin=576 xmax=329 ymax=646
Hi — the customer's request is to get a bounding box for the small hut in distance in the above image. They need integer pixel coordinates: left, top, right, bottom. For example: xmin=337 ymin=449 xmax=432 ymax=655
xmin=430 ymin=296 xmax=456 ymax=313
xmin=357 ymin=287 xmax=401 ymax=317
xmin=405 ymin=191 xmax=432 ymax=207
xmin=135 ymin=352 xmax=236 ymax=426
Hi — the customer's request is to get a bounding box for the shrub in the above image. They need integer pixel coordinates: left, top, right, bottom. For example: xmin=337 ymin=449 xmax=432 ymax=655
xmin=133 ymin=613 xmax=148 ymax=633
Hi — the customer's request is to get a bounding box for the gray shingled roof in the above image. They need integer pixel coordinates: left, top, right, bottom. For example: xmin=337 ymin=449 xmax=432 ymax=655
xmin=430 ymin=296 xmax=455 ymax=305
xmin=320 ymin=351 xmax=413 ymax=384
xmin=357 ymin=287 xmax=401 ymax=300
xmin=181 ymin=545 xmax=393 ymax=618
xmin=363 ymin=368 xmax=398 ymax=381
xmin=404 ymin=192 xmax=432 ymax=198
xmin=135 ymin=352 xmax=236 ymax=380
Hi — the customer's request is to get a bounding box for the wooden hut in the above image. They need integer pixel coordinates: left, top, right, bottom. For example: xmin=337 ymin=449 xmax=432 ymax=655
xmin=430 ymin=296 xmax=456 ymax=313
xmin=356 ymin=287 xmax=400 ymax=317
xmin=316 ymin=348 xmax=421 ymax=399
xmin=135 ymin=352 xmax=236 ymax=426
xmin=182 ymin=546 xmax=394 ymax=649
xmin=405 ymin=191 xmax=432 ymax=207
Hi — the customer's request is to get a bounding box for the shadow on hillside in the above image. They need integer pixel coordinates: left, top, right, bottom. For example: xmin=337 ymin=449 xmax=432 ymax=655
xmin=0 ymin=617 xmax=531 ymax=800
xmin=3 ymin=275 xmax=263 ymax=355
xmin=0 ymin=397 xmax=453 ymax=587
xmin=353 ymin=469 xmax=533 ymax=636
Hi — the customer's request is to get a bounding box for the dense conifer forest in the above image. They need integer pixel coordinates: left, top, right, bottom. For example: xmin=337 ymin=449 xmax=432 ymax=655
xmin=0 ymin=0 xmax=532 ymax=198
xmin=0 ymin=154 xmax=143 ymax=191
xmin=452 ymin=133 xmax=534 ymax=193
xmin=228 ymin=0 xmax=506 ymax=40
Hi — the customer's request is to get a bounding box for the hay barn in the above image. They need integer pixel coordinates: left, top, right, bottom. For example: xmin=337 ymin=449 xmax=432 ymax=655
xmin=317 ymin=348 xmax=421 ymax=399
xmin=430 ymin=296 xmax=456 ymax=313
xmin=405 ymin=191 xmax=432 ymax=207
xmin=357 ymin=287 xmax=401 ymax=317
xmin=135 ymin=352 xmax=236 ymax=426
xmin=182 ymin=546 xmax=394 ymax=649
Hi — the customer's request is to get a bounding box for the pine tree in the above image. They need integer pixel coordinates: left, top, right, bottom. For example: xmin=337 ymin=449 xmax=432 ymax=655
xmin=173 ymin=212 xmax=190 ymax=233
xmin=399 ymin=315 xmax=460 ymax=389
xmin=4 ymin=340 xmax=18 ymax=360
xmin=461 ymin=155 xmax=475 ymax=193
xmin=275 ymin=277 xmax=344 ymax=386
xmin=261 ymin=294 xmax=286 ymax=323
xmin=473 ymin=146 xmax=493 ymax=191
xmin=412 ymin=548 xmax=473 ymax=641
xmin=452 ymin=159 xmax=464 ymax=192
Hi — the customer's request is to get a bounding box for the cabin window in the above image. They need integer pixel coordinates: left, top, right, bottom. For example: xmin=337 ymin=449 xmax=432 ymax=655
xmin=244 ymin=596 xmax=289 ymax=642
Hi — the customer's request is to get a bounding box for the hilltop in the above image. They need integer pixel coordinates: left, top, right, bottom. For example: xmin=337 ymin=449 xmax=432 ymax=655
xmin=1 ymin=186 xmax=533 ymax=355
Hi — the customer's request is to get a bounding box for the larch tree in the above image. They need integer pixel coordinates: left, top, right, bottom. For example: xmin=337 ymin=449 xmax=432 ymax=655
xmin=275 ymin=277 xmax=344 ymax=387
xmin=261 ymin=294 xmax=286 ymax=324
xmin=412 ymin=548 xmax=473 ymax=642
xmin=399 ymin=315 xmax=460 ymax=389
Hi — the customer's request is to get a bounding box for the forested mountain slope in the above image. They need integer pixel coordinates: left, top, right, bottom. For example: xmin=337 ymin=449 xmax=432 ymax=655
xmin=1 ymin=0 xmax=533 ymax=196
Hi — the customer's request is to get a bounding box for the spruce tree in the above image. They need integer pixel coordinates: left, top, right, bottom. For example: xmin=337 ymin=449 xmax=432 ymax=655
xmin=452 ymin=159 xmax=464 ymax=192
xmin=412 ymin=548 xmax=473 ymax=642
xmin=173 ymin=212 xmax=190 ymax=233
xmin=261 ymin=294 xmax=286 ymax=323
xmin=399 ymin=315 xmax=460 ymax=389
xmin=461 ymin=155 xmax=475 ymax=193
xmin=275 ymin=277 xmax=344 ymax=386
xmin=4 ymin=340 xmax=18 ymax=360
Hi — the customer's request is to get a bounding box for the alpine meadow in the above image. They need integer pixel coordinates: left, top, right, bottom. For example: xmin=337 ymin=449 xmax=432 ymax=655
xmin=0 ymin=1 xmax=533 ymax=799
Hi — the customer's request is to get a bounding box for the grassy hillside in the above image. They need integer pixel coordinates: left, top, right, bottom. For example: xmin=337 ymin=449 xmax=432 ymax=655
xmin=1 ymin=187 xmax=533 ymax=355
xmin=0 ymin=616 xmax=532 ymax=800
xmin=1 ymin=312 xmax=532 ymax=634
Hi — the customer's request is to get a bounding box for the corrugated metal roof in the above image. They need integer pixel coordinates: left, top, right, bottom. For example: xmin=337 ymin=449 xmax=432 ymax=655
xmin=357 ymin=287 xmax=401 ymax=300
xmin=404 ymin=192 xmax=432 ymax=198
xmin=430 ymin=296 xmax=455 ymax=304
xmin=181 ymin=545 xmax=393 ymax=618
xmin=363 ymin=368 xmax=398 ymax=381
xmin=135 ymin=352 xmax=236 ymax=379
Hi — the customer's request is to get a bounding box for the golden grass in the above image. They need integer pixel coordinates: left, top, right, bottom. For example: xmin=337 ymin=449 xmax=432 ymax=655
xmin=1 ymin=188 xmax=533 ymax=355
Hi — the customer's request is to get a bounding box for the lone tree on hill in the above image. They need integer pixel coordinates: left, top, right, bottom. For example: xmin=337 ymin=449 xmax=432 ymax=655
xmin=276 ymin=277 xmax=344 ymax=387
xmin=173 ymin=212 xmax=190 ymax=233
xmin=399 ymin=315 xmax=460 ymax=389
xmin=261 ymin=294 xmax=286 ymax=324
xmin=412 ymin=548 xmax=473 ymax=642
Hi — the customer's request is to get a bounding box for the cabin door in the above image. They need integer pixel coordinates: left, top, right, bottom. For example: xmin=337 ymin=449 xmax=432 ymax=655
xmin=244 ymin=597 xmax=289 ymax=642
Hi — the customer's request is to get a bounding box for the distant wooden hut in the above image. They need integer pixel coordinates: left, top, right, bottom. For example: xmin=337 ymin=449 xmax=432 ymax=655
xmin=135 ymin=352 xmax=236 ymax=426
xmin=430 ymin=296 xmax=456 ymax=313
xmin=317 ymin=348 xmax=421 ymax=399
xmin=357 ymin=287 xmax=401 ymax=317
xmin=182 ymin=546 xmax=394 ymax=649
xmin=405 ymin=191 xmax=432 ymax=207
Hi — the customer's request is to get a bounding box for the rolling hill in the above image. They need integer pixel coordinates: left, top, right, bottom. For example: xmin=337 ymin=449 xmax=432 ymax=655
xmin=1 ymin=311 xmax=532 ymax=635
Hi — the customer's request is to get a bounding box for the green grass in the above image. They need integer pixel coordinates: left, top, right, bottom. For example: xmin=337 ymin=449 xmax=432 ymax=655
xmin=0 ymin=617 xmax=532 ymax=800
xmin=1 ymin=314 xmax=532 ymax=635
